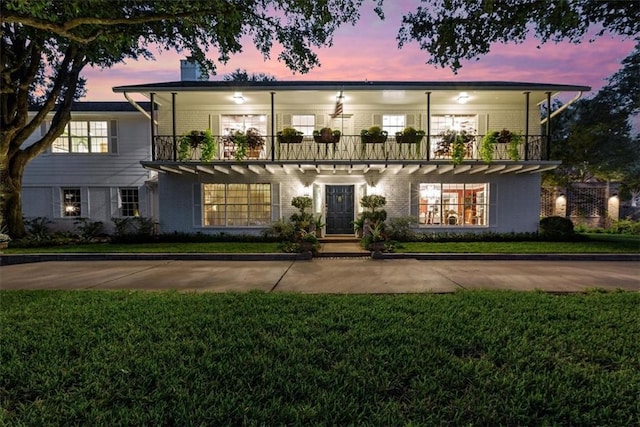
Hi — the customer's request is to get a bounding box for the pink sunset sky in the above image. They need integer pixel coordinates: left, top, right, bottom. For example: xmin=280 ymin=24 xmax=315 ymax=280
xmin=82 ymin=2 xmax=635 ymax=102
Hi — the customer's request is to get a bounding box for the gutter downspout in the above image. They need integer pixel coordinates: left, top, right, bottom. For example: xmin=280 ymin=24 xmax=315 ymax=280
xmin=539 ymin=91 xmax=583 ymax=125
xmin=123 ymin=92 xmax=158 ymax=125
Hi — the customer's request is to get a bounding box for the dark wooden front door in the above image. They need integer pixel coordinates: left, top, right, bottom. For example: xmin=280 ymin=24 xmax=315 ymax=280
xmin=325 ymin=185 xmax=354 ymax=234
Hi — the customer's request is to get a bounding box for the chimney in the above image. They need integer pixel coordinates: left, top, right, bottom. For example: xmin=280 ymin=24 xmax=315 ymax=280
xmin=180 ymin=57 xmax=208 ymax=81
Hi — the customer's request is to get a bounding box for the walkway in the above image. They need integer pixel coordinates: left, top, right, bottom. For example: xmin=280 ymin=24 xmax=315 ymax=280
xmin=1 ymin=258 xmax=638 ymax=293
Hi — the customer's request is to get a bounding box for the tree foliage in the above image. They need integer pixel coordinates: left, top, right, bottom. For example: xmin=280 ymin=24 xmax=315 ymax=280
xmin=545 ymin=42 xmax=640 ymax=197
xmin=223 ymin=68 xmax=277 ymax=82
xmin=398 ymin=0 xmax=640 ymax=71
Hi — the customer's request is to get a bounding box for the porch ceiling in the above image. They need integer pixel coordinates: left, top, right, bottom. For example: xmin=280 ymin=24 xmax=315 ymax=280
xmin=142 ymin=161 xmax=560 ymax=176
xmin=114 ymin=81 xmax=589 ymax=108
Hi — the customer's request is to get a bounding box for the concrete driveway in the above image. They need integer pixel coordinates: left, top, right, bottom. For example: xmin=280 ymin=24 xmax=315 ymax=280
xmin=1 ymin=258 xmax=638 ymax=293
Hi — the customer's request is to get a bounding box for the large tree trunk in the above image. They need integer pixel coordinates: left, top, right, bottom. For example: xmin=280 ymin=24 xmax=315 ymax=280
xmin=0 ymin=152 xmax=27 ymax=238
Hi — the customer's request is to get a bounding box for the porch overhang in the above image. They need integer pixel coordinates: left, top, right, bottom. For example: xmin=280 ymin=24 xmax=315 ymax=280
xmin=142 ymin=160 xmax=560 ymax=176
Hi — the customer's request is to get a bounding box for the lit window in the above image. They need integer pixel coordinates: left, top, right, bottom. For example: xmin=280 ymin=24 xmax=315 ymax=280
xmin=292 ymin=115 xmax=315 ymax=136
xmin=418 ymin=183 xmax=488 ymax=226
xmin=382 ymin=115 xmax=405 ymax=136
xmin=120 ymin=188 xmax=139 ymax=217
xmin=52 ymin=121 xmax=110 ymax=153
xmin=203 ymin=183 xmax=271 ymax=227
xmin=62 ymin=188 xmax=81 ymax=217
xmin=220 ymin=115 xmax=267 ymax=136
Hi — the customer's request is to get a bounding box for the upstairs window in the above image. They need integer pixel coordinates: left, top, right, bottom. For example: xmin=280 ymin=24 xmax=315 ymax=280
xmin=291 ymin=115 xmax=315 ymax=136
xmin=382 ymin=115 xmax=405 ymax=136
xmin=220 ymin=115 xmax=267 ymax=136
xmin=52 ymin=121 xmax=110 ymax=153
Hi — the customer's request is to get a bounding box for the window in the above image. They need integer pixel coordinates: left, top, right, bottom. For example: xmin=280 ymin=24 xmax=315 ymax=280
xmin=203 ymin=183 xmax=271 ymax=226
xmin=120 ymin=188 xmax=139 ymax=217
xmin=220 ymin=115 xmax=267 ymax=136
xmin=431 ymin=115 xmax=476 ymax=135
xmin=292 ymin=115 xmax=315 ymax=136
xmin=62 ymin=188 xmax=81 ymax=217
xmin=52 ymin=121 xmax=109 ymax=153
xmin=419 ymin=183 xmax=488 ymax=226
xmin=382 ymin=115 xmax=405 ymax=136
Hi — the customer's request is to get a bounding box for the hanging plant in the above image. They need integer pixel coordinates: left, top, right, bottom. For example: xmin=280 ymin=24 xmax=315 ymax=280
xmin=480 ymin=132 xmax=498 ymax=163
xmin=507 ymin=131 xmax=523 ymax=161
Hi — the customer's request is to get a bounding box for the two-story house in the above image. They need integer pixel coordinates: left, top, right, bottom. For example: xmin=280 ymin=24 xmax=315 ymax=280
xmin=109 ymin=80 xmax=588 ymax=236
xmin=23 ymin=80 xmax=589 ymax=237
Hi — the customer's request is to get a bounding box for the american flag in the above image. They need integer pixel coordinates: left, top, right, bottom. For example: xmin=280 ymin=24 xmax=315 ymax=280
xmin=331 ymin=91 xmax=343 ymax=118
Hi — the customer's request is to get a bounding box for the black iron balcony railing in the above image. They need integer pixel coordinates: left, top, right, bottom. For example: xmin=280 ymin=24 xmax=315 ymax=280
xmin=151 ymin=134 xmax=550 ymax=163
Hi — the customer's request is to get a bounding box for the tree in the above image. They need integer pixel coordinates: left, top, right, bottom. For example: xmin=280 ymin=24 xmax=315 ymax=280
xmin=545 ymin=43 xmax=640 ymax=193
xmin=398 ymin=0 xmax=639 ymax=71
xmin=0 ymin=0 xmax=384 ymax=237
xmin=223 ymin=68 xmax=277 ymax=82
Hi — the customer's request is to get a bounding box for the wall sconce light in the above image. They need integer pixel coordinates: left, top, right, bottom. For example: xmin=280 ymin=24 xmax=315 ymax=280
xmin=457 ymin=92 xmax=469 ymax=104
xmin=232 ymin=92 xmax=245 ymax=104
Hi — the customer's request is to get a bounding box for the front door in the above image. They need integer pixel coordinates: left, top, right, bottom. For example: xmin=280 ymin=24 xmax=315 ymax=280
xmin=325 ymin=185 xmax=354 ymax=234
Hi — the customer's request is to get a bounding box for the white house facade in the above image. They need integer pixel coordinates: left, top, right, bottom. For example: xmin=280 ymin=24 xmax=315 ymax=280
xmin=22 ymin=81 xmax=590 ymax=236
xmin=22 ymin=102 xmax=156 ymax=232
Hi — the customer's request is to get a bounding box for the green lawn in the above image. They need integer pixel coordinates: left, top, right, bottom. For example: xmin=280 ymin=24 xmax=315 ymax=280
xmin=3 ymin=233 xmax=638 ymax=254
xmin=3 ymin=241 xmax=282 ymax=254
xmin=1 ymin=291 xmax=638 ymax=426
xmin=397 ymin=234 xmax=640 ymax=253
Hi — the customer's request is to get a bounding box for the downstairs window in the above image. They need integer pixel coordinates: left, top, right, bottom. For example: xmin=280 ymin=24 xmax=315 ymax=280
xmin=419 ymin=183 xmax=488 ymax=226
xmin=203 ymin=183 xmax=271 ymax=227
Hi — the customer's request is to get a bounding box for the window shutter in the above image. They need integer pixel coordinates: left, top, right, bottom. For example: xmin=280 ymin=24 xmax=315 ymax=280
xmin=192 ymin=184 xmax=202 ymax=227
xmin=410 ymin=182 xmax=419 ymax=218
xmin=315 ymin=114 xmax=325 ymax=127
xmin=271 ymin=183 xmax=280 ymax=221
xmin=372 ymin=114 xmax=382 ymax=126
xmin=477 ymin=114 xmax=487 ymax=135
xmin=111 ymin=188 xmax=120 ymax=217
xmin=282 ymin=114 xmax=292 ymax=127
xmin=406 ymin=114 xmax=415 ymax=127
xmin=53 ymin=187 xmax=62 ymax=218
xmin=109 ymin=120 xmax=118 ymax=153
xmin=489 ymin=183 xmax=497 ymax=226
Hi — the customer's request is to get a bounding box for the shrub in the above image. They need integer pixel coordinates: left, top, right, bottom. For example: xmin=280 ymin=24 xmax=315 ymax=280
xmin=387 ymin=216 xmax=418 ymax=241
xmin=24 ymin=216 xmax=52 ymax=240
xmin=540 ymin=216 xmax=575 ymax=239
xmin=261 ymin=219 xmax=295 ymax=241
xmin=74 ymin=217 xmax=104 ymax=241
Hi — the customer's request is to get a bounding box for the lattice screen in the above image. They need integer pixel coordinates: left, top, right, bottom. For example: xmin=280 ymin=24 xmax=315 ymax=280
xmin=568 ymin=187 xmax=605 ymax=218
xmin=540 ymin=187 xmax=555 ymax=217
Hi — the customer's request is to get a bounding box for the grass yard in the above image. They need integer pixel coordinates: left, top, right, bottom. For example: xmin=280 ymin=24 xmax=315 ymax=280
xmin=396 ymin=234 xmax=640 ymax=253
xmin=4 ymin=233 xmax=639 ymax=254
xmin=1 ymin=291 xmax=638 ymax=426
xmin=3 ymin=241 xmax=282 ymax=254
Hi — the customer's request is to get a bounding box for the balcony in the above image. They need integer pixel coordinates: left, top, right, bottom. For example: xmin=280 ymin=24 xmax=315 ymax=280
xmin=150 ymin=134 xmax=550 ymax=164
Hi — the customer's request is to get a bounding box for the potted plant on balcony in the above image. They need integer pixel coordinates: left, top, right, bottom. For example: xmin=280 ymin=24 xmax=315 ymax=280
xmin=436 ymin=129 xmax=475 ymax=165
xmin=227 ymin=127 xmax=265 ymax=160
xmin=178 ymin=129 xmax=216 ymax=161
xmin=395 ymin=126 xmax=425 ymax=144
xmin=480 ymin=129 xmax=523 ymax=162
xmin=313 ymin=127 xmax=341 ymax=143
xmin=277 ymin=127 xmax=304 ymax=144
xmin=360 ymin=126 xmax=388 ymax=144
